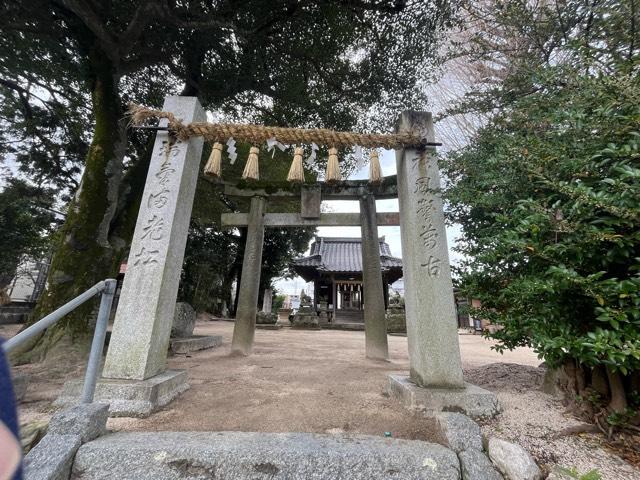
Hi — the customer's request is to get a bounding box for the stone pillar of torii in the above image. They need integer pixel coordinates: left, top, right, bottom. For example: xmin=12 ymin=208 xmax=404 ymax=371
xmin=93 ymin=96 xmax=497 ymax=418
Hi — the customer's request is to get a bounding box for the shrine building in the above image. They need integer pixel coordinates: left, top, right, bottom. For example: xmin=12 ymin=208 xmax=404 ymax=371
xmin=291 ymin=236 xmax=403 ymax=324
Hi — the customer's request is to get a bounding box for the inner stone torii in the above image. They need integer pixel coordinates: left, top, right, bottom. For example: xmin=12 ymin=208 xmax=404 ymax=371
xmin=94 ymin=96 xmax=498 ymax=418
xmin=221 ymin=179 xmax=400 ymax=360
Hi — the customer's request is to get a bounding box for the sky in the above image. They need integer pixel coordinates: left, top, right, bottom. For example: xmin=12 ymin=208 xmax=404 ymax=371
xmin=273 ymin=148 xmax=464 ymax=296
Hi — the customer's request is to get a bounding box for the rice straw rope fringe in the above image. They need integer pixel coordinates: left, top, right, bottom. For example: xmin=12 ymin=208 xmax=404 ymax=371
xmin=127 ymin=103 xmax=428 ymax=149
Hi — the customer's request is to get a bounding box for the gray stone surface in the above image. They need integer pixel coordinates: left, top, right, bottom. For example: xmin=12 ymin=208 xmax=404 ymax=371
xmin=360 ymin=193 xmax=389 ymax=360
xmin=55 ymin=370 xmax=189 ymax=418
xmin=171 ymin=302 xmax=196 ymax=338
xmin=48 ymin=403 xmax=109 ymax=443
xmin=386 ymin=297 xmax=406 ymax=333
xmin=395 ymin=111 xmax=464 ymax=388
xmin=434 ymin=412 xmax=483 ymax=453
xmin=72 ymin=432 xmax=460 ymax=480
xmin=487 ymin=437 xmax=542 ymax=480
xmin=255 ymin=311 xmax=277 ymax=324
xmin=169 ymin=335 xmax=222 ymax=354
xmin=276 ymin=308 xmax=292 ymax=325
xmin=459 ymin=449 xmax=503 ymax=480
xmin=222 ymin=212 xmax=400 ymax=227
xmin=256 ymin=324 xmax=282 ymax=330
xmin=388 ymin=374 xmax=501 ymax=419
xmin=25 ymin=433 xmax=81 ymax=480
xmin=224 ymin=179 xmax=398 ymax=200
xmin=261 ymin=288 xmax=273 ymax=313
xmin=231 ymin=196 xmax=266 ymax=355
xmin=301 ymin=184 xmax=321 ymax=218
xmin=103 ymin=96 xmax=206 ymax=381
xmin=291 ymin=311 xmax=320 ymax=329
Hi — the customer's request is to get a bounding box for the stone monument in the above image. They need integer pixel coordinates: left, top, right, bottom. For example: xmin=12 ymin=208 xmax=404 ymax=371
xmin=385 ymin=294 xmax=406 ymax=334
xmin=256 ymin=288 xmax=277 ymax=325
xmin=317 ymin=299 xmax=329 ymax=326
xmin=387 ymin=110 xmax=499 ymax=418
xmin=169 ymin=302 xmax=223 ymax=354
xmin=291 ymin=290 xmax=319 ymax=329
xmin=57 ymin=97 xmax=207 ymax=417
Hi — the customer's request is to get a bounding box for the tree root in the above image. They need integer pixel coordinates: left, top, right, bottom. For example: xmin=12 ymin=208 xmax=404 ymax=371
xmin=551 ymin=424 xmax=600 ymax=439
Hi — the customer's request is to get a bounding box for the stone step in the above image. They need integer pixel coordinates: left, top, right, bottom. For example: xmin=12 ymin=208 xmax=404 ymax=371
xmin=169 ymin=335 xmax=223 ymax=354
xmin=72 ymin=431 xmax=460 ymax=479
xmin=0 ymin=303 xmax=33 ymax=313
xmin=334 ymin=310 xmax=364 ymax=323
xmin=323 ymin=322 xmax=365 ymax=331
xmin=0 ymin=303 xmax=32 ymax=324
xmin=0 ymin=312 xmax=28 ymax=324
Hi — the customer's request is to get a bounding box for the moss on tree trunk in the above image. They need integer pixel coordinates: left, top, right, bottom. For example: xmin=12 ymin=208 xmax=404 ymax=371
xmin=22 ymin=53 xmax=127 ymax=362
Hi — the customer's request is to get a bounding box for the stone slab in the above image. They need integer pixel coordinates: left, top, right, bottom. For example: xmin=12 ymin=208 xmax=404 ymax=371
xmin=434 ymin=412 xmax=483 ymax=453
xmin=171 ymin=302 xmax=196 ymax=338
xmin=291 ymin=312 xmax=320 ymax=329
xmin=72 ymin=431 xmax=460 ymax=479
xmin=255 ymin=311 xmax=277 ymax=324
xmin=322 ymin=322 xmax=365 ymax=331
xmin=223 ymin=178 xmax=398 ymax=200
xmin=169 ymin=335 xmax=222 ymax=354
xmin=55 ymin=370 xmax=189 ymax=418
xmin=301 ymin=185 xmax=321 ymax=218
xmin=459 ymin=449 xmax=503 ymax=480
xmin=222 ymin=212 xmax=400 ymax=227
xmin=256 ymin=324 xmax=282 ymax=330
xmin=25 ymin=433 xmax=82 ymax=480
xmin=48 ymin=403 xmax=109 ymax=443
xmin=487 ymin=437 xmax=542 ymax=480
xmin=387 ymin=374 xmax=501 ymax=419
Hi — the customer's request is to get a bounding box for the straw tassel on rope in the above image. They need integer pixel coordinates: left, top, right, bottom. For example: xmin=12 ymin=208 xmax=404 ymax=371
xmin=325 ymin=147 xmax=341 ymax=183
xmin=287 ymin=147 xmax=305 ymax=183
xmin=204 ymin=142 xmax=223 ymax=177
xmin=242 ymin=146 xmax=260 ymax=180
xmin=368 ymin=149 xmax=382 ymax=184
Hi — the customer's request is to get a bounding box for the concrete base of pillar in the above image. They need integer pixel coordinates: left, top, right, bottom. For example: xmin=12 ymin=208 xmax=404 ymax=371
xmin=169 ymin=335 xmax=222 ymax=354
xmin=55 ymin=370 xmax=189 ymax=418
xmin=386 ymin=374 xmax=500 ymax=419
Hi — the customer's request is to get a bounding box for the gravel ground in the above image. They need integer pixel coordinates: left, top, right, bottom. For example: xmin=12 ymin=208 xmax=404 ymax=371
xmin=4 ymin=319 xmax=638 ymax=479
xmin=467 ymin=363 xmax=639 ymax=480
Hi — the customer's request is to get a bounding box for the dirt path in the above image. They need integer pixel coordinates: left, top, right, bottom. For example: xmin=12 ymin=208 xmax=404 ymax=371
xmin=6 ymin=320 xmax=638 ymax=479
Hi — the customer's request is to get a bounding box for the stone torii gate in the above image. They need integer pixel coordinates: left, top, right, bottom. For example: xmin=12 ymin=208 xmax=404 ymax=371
xmin=93 ymin=96 xmax=498 ymax=418
xmin=221 ymin=179 xmax=399 ymax=360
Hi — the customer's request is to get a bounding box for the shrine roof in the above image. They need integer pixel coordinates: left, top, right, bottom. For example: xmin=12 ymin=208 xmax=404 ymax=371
xmin=291 ymin=236 xmax=403 ymax=280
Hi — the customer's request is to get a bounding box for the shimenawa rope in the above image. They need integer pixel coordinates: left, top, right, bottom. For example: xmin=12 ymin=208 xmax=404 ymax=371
xmin=127 ymin=103 xmax=426 ymax=149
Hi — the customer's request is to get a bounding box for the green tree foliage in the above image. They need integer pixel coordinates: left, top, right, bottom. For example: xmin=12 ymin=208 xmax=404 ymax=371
xmin=443 ymin=0 xmax=640 ymax=416
xmin=2 ymin=1 xmax=454 ymax=357
xmin=0 ymin=180 xmax=57 ymax=299
xmin=179 ymin=220 xmax=237 ymax=313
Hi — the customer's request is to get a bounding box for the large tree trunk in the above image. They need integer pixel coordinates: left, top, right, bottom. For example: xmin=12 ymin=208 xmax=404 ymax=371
xmin=22 ymin=52 xmax=127 ymax=362
xmin=606 ymin=368 xmax=628 ymax=413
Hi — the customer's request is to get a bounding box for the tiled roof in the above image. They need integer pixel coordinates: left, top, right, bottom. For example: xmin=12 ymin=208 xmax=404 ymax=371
xmin=292 ymin=236 xmax=403 ymax=274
